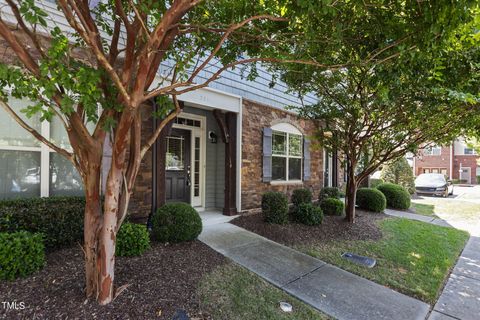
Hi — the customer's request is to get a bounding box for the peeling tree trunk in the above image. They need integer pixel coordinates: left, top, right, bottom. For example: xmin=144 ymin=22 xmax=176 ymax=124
xmin=83 ymin=164 xmax=102 ymax=299
xmin=345 ymin=164 xmax=357 ymax=223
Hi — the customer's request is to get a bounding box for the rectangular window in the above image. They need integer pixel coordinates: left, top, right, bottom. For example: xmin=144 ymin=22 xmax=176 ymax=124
xmin=0 ymin=96 xmax=85 ymax=199
xmin=271 ymin=131 xmax=302 ymax=181
xmin=464 ymin=148 xmax=476 ymax=155
xmin=49 ymin=153 xmax=83 ymax=196
xmin=0 ymin=150 xmax=41 ymax=199
xmin=424 ymin=146 xmax=441 ymax=156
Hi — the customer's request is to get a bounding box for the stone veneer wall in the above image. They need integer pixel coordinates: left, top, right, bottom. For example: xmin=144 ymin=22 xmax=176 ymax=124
xmin=241 ymin=99 xmax=324 ymax=212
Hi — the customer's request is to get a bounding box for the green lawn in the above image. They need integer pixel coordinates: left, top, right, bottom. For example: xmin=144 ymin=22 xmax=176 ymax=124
xmin=198 ymin=264 xmax=330 ymax=320
xmin=296 ymin=218 xmax=468 ymax=304
xmin=411 ymin=198 xmax=480 ymax=222
xmin=411 ymin=202 xmax=435 ymax=216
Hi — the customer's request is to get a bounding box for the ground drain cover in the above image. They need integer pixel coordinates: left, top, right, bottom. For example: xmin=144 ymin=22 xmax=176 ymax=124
xmin=341 ymin=252 xmax=376 ymax=268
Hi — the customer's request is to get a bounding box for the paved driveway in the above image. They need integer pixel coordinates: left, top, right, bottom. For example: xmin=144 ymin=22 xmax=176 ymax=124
xmin=412 ymin=186 xmax=480 ymax=235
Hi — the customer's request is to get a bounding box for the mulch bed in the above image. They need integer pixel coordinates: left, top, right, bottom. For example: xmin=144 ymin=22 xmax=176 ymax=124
xmin=232 ymin=210 xmax=386 ymax=247
xmin=0 ymin=241 xmax=226 ymax=320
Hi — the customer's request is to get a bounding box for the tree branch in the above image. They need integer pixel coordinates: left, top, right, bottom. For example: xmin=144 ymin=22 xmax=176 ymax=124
xmin=0 ymin=99 xmax=73 ymax=160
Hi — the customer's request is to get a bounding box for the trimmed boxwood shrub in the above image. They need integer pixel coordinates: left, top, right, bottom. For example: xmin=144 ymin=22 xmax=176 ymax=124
xmin=0 ymin=231 xmax=45 ymax=280
xmin=291 ymin=188 xmax=313 ymax=207
xmin=377 ymin=183 xmax=411 ymax=210
xmin=152 ymin=203 xmax=202 ymax=243
xmin=294 ymin=203 xmax=323 ymax=226
xmin=319 ymin=187 xmax=340 ymax=202
xmin=0 ymin=197 xmax=84 ymax=250
xmin=320 ymin=198 xmax=344 ymax=216
xmin=356 ymin=188 xmax=386 ymax=213
xmin=116 ymin=222 xmax=150 ymax=257
xmin=262 ymin=192 xmax=288 ymax=224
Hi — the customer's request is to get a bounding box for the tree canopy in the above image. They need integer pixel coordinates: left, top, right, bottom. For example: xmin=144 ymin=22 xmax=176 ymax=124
xmin=274 ymin=1 xmax=480 ymax=222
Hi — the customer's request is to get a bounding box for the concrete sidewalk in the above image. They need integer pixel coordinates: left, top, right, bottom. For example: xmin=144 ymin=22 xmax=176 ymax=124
xmin=384 ymin=208 xmax=452 ymax=228
xmin=428 ymin=236 xmax=480 ymax=320
xmin=199 ymin=222 xmax=430 ymax=320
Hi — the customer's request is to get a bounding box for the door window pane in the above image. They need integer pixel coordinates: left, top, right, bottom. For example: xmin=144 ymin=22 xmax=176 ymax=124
xmin=0 ymin=97 xmax=41 ymax=147
xmin=49 ymin=153 xmax=84 ymax=196
xmin=272 ymin=157 xmax=286 ymax=180
xmin=289 ymin=158 xmax=302 ymax=180
xmin=166 ymin=136 xmax=184 ymax=171
xmin=272 ymin=132 xmax=287 ymax=155
xmin=0 ymin=150 xmax=41 ymax=199
xmin=194 ymin=137 xmax=200 ymax=197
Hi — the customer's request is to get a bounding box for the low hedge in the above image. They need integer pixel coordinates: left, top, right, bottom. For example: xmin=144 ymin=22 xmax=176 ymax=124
xmin=0 ymin=231 xmax=45 ymax=280
xmin=356 ymin=188 xmax=386 ymax=213
xmin=377 ymin=183 xmax=411 ymax=210
xmin=262 ymin=192 xmax=289 ymax=224
xmin=0 ymin=197 xmax=84 ymax=250
xmin=294 ymin=203 xmax=323 ymax=226
xmin=320 ymin=198 xmax=344 ymax=216
xmin=116 ymin=222 xmax=150 ymax=257
xmin=152 ymin=203 xmax=202 ymax=243
xmin=319 ymin=187 xmax=340 ymax=202
xmin=291 ymin=188 xmax=312 ymax=207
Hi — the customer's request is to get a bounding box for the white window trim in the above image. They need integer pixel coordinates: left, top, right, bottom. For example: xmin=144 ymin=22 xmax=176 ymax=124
xmin=271 ymin=129 xmax=303 ymax=183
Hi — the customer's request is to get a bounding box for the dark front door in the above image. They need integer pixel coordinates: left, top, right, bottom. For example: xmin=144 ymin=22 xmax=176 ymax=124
xmin=165 ymin=128 xmax=191 ymax=203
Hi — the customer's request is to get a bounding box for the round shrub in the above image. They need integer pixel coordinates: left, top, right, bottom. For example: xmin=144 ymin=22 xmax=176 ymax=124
xmin=152 ymin=203 xmax=202 ymax=243
xmin=320 ymin=198 xmax=345 ymax=216
xmin=116 ymin=222 xmax=150 ymax=257
xmin=0 ymin=231 xmax=45 ymax=280
xmin=356 ymin=188 xmax=386 ymax=213
xmin=294 ymin=203 xmax=323 ymax=226
xmin=291 ymin=188 xmax=313 ymax=207
xmin=319 ymin=187 xmax=340 ymax=202
xmin=262 ymin=192 xmax=288 ymax=224
xmin=377 ymin=183 xmax=411 ymax=210
xmin=369 ymin=178 xmax=384 ymax=189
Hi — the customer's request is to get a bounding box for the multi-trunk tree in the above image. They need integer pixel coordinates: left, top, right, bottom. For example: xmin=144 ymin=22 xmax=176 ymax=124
xmin=278 ymin=1 xmax=480 ymax=222
xmin=0 ymin=0 xmax=334 ymax=305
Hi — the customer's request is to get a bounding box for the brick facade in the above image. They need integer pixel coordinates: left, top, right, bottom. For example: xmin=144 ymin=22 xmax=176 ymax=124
xmin=414 ymin=146 xmax=452 ymax=177
xmin=453 ymin=156 xmax=479 ymax=184
xmin=241 ymin=99 xmax=324 ymax=212
xmin=414 ymin=143 xmax=480 ymax=184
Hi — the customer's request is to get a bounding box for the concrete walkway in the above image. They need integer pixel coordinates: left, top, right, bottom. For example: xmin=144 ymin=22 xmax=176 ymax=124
xmin=429 ymin=236 xmax=480 ymax=320
xmin=384 ymin=208 xmax=480 ymax=319
xmin=199 ymin=220 xmax=430 ymax=320
xmin=384 ymin=208 xmax=453 ymax=228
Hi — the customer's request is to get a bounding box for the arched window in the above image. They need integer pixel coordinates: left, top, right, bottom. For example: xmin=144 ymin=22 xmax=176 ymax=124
xmin=269 ymin=123 xmax=303 ymax=181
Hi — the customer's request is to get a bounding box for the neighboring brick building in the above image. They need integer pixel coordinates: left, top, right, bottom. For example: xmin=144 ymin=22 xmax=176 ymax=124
xmin=413 ymin=138 xmax=480 ymax=184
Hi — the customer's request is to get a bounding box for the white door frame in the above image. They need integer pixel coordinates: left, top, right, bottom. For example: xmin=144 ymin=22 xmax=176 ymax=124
xmin=171 ymin=112 xmax=206 ymax=210
xmin=460 ymin=165 xmax=471 ymax=184
xmin=323 ymin=150 xmax=333 ymax=187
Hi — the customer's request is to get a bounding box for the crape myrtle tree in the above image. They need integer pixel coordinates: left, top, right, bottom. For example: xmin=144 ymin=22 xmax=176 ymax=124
xmin=0 ymin=0 xmax=334 ymax=304
xmin=278 ymin=1 xmax=480 ymax=222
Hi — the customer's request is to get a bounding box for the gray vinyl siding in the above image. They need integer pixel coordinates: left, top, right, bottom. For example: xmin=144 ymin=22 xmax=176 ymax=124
xmin=182 ymin=106 xmax=224 ymax=210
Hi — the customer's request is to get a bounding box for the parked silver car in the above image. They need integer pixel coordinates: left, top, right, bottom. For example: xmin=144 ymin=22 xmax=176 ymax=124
xmin=415 ymin=173 xmax=454 ymax=197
